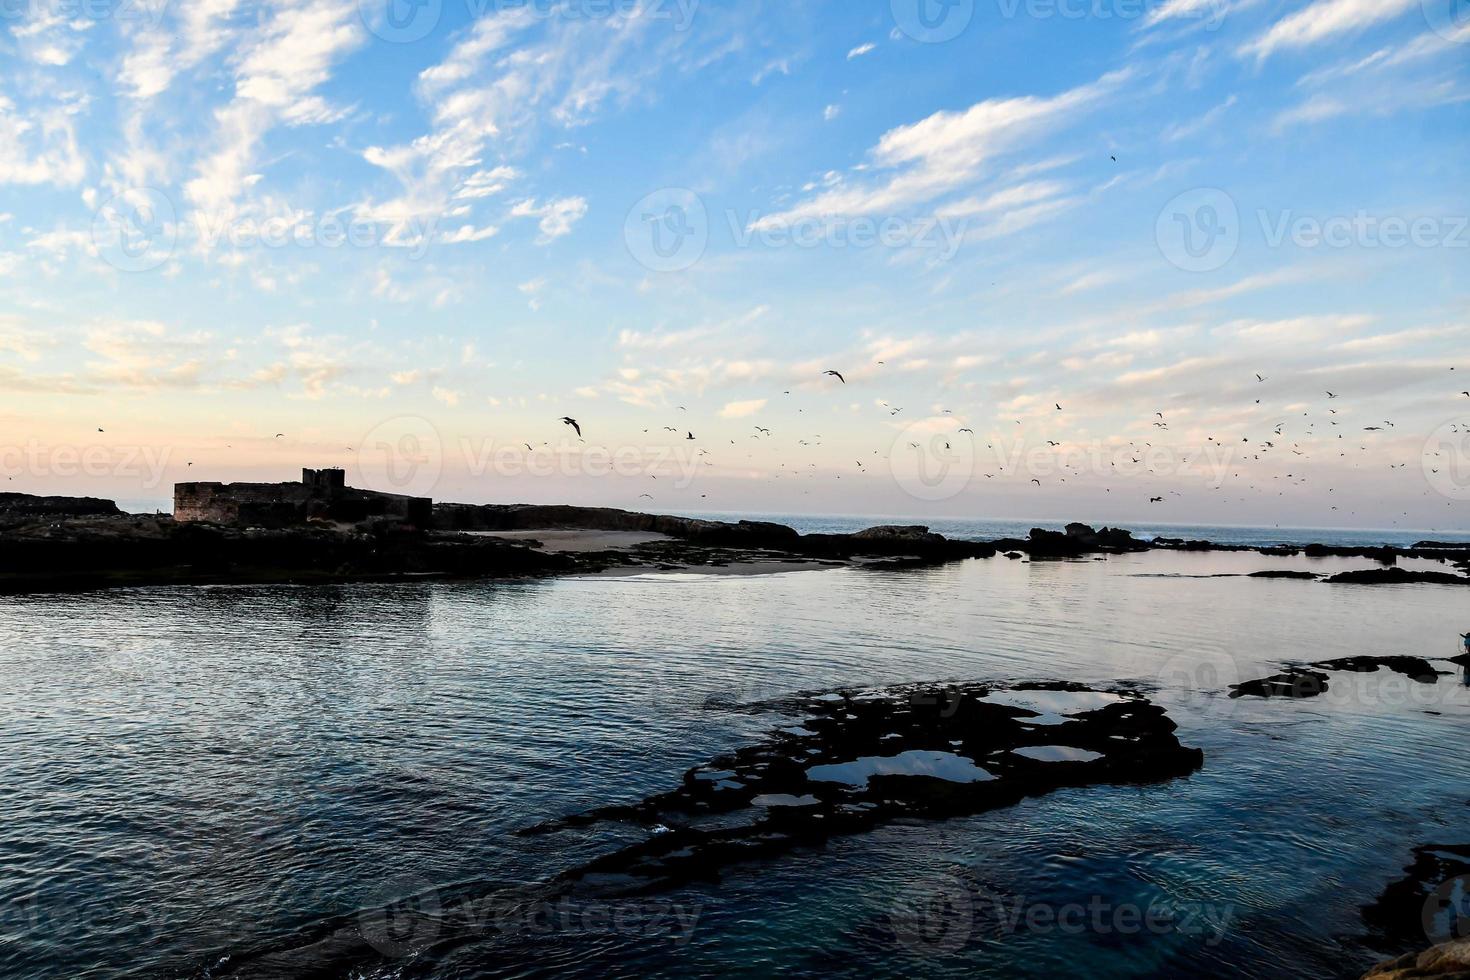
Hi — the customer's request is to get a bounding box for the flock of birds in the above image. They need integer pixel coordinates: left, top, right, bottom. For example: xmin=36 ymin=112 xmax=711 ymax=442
xmin=529 ymin=366 xmax=1468 ymax=526
xmin=77 ymin=368 xmax=1465 ymax=527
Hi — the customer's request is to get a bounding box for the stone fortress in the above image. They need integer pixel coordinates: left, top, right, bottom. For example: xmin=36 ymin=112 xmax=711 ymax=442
xmin=173 ymin=468 xmax=432 ymax=528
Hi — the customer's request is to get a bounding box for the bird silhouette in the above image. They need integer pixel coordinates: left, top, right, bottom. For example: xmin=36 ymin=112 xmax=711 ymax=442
xmin=823 ymin=370 xmax=846 ymax=384
xmin=560 ymin=417 xmax=581 ymax=438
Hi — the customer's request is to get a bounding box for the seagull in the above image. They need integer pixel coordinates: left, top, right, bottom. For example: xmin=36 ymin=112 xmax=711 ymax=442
xmin=958 ymin=428 xmax=974 ymax=434
xmin=560 ymin=417 xmax=582 ymax=438
xmin=823 ymin=370 xmax=846 ymax=384
xmin=685 ymin=432 xmax=695 ymax=441
xmin=1326 ymin=391 xmax=1337 ymax=398
xmin=1256 ymin=374 xmax=1267 ymax=383
xmin=1150 ymin=497 xmax=1163 ymax=503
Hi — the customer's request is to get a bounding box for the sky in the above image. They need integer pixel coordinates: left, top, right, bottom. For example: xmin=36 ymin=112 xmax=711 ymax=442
xmin=0 ymin=0 xmax=1467 ymax=530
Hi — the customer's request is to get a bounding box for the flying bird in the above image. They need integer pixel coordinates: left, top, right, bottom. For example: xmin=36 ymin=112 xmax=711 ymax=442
xmin=560 ymin=417 xmax=582 ymax=438
xmin=823 ymin=370 xmax=846 ymax=384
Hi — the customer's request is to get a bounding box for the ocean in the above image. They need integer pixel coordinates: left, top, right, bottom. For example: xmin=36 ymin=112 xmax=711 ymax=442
xmin=1 ymin=544 xmax=1467 ymax=978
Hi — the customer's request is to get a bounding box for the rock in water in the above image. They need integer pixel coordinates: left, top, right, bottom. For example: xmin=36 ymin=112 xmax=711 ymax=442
xmin=1362 ymin=940 xmax=1470 ymax=978
xmin=525 ymin=680 xmax=1204 ymax=890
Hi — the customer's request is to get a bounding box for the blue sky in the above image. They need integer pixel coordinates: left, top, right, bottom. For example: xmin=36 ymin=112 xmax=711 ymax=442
xmin=1 ymin=0 xmax=1467 ymax=528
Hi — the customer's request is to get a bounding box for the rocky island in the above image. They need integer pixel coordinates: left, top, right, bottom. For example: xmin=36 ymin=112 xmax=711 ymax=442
xmin=0 ymin=468 xmax=1465 ymax=593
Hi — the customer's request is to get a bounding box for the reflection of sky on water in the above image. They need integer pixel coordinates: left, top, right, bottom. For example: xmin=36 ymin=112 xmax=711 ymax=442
xmin=0 ymin=550 xmax=1466 ymax=978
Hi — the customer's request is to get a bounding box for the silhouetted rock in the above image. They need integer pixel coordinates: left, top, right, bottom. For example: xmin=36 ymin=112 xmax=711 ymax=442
xmin=1248 ymin=570 xmax=1320 ymax=579
xmin=1363 ymin=940 xmax=1470 ymax=979
xmin=1306 ymin=543 xmax=1399 ymax=565
xmin=0 ymin=492 xmax=121 ymax=524
xmin=1230 ymin=668 xmax=1331 ymax=699
xmin=524 ymin=680 xmax=1203 ymax=890
xmin=1327 ymin=568 xmax=1470 ymax=586
xmin=851 ymin=525 xmax=945 ymax=545
xmin=1231 ymin=656 xmax=1447 ymax=699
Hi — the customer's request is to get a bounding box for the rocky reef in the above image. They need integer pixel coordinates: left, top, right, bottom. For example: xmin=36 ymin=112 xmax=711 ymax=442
xmin=525 ymin=680 xmax=1203 ymax=890
xmin=1230 ymin=656 xmax=1449 ymax=699
xmin=1327 ymin=568 xmax=1470 ymax=586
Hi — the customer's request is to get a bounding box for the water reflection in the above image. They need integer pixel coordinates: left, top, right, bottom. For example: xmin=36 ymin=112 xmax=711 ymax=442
xmin=0 ymin=554 xmax=1466 ymax=980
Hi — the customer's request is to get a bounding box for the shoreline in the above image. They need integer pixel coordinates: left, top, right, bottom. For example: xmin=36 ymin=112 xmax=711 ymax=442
xmin=0 ymin=496 xmax=1466 ymax=594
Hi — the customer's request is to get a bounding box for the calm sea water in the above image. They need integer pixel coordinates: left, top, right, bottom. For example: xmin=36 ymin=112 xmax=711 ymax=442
xmin=1 ymin=548 xmax=1467 ymax=979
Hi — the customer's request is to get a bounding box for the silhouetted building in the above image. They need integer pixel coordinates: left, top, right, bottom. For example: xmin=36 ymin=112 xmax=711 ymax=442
xmin=174 ymin=469 xmax=431 ymax=528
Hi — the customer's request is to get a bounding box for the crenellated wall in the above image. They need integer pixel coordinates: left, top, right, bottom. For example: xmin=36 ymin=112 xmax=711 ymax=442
xmin=173 ymin=469 xmax=430 ymax=528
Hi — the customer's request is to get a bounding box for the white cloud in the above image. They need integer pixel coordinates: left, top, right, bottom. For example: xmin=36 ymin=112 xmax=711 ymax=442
xmin=1241 ymin=0 xmax=1421 ymax=60
xmin=720 ymin=398 xmax=768 ymax=419
xmin=753 ymin=69 xmax=1129 ymax=229
xmin=186 ymin=0 xmax=364 ymax=214
xmin=847 ymin=42 xmax=877 ymax=59
xmin=510 ymin=197 xmax=589 ymax=243
xmin=0 ymin=97 xmax=87 ymax=187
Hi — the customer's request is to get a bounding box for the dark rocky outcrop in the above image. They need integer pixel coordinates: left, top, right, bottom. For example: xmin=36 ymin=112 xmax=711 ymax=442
xmin=991 ymin=524 xmax=1147 ymax=558
xmin=1362 ymin=941 xmax=1470 ymax=979
xmin=524 ymin=680 xmax=1203 ymax=889
xmin=1231 ymin=657 xmax=1448 ymax=699
xmin=1247 ymin=570 xmax=1320 ymax=579
xmin=850 ymin=525 xmax=946 ymax=545
xmin=1327 ymin=568 xmax=1470 ymax=586
xmin=0 ymin=516 xmax=571 ymax=592
xmin=1230 ymin=668 xmax=1332 ymax=699
xmin=0 ymin=492 xmax=121 ymax=525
